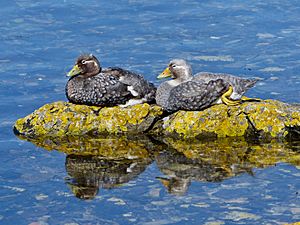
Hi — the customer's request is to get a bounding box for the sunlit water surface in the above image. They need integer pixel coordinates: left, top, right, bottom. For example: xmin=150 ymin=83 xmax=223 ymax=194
xmin=0 ymin=1 xmax=300 ymax=224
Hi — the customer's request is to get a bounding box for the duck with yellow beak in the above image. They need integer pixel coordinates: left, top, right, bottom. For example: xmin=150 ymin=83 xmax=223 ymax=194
xmin=155 ymin=59 xmax=259 ymax=112
xmin=66 ymin=54 xmax=156 ymax=107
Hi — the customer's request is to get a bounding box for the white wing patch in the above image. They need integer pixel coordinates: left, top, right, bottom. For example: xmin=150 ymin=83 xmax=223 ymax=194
xmin=119 ymin=98 xmax=147 ymax=108
xmin=128 ymin=86 xmax=139 ymax=96
xmin=214 ymin=98 xmax=223 ymax=104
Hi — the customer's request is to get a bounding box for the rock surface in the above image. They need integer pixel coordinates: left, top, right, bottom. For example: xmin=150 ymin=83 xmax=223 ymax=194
xmin=152 ymin=100 xmax=300 ymax=139
xmin=14 ymin=100 xmax=300 ymax=139
xmin=14 ymin=101 xmax=163 ymax=138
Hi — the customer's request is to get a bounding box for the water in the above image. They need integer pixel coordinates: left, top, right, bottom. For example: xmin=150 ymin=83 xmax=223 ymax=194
xmin=1 ymin=0 xmax=300 ymax=224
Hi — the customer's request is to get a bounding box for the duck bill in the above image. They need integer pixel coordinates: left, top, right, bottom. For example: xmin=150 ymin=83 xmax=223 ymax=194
xmin=67 ymin=64 xmax=82 ymax=77
xmin=156 ymin=177 xmax=170 ymax=189
xmin=157 ymin=67 xmax=172 ymax=79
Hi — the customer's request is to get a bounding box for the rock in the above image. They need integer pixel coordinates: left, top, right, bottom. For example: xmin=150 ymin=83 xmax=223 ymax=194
xmin=14 ymin=101 xmax=163 ymax=138
xmin=151 ymin=100 xmax=300 ymax=140
xmin=13 ymin=100 xmax=300 ymax=139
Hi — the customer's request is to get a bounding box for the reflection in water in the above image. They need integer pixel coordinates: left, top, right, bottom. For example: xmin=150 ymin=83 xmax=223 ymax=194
xmin=155 ymin=149 xmax=238 ymax=195
xmin=16 ymin=133 xmax=300 ymax=197
xmin=65 ymin=154 xmax=152 ymax=199
xmin=16 ymin=134 xmax=158 ymax=159
xmin=156 ymin=137 xmax=300 ymax=195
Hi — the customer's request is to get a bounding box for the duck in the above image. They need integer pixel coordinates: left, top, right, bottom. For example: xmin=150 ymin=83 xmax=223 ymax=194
xmin=66 ymin=54 xmax=156 ymax=107
xmin=156 ymin=59 xmax=259 ymax=112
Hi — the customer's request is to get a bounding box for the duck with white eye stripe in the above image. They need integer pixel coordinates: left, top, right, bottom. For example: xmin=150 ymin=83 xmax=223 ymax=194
xmin=156 ymin=59 xmax=260 ymax=112
xmin=66 ymin=54 xmax=156 ymax=107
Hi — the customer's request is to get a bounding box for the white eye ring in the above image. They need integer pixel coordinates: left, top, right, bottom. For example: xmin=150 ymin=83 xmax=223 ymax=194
xmin=82 ymin=60 xmax=87 ymax=64
xmin=172 ymin=64 xmax=176 ymax=68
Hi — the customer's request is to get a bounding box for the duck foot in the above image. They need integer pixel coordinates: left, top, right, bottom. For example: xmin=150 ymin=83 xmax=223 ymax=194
xmin=240 ymin=96 xmax=261 ymax=102
xmin=221 ymin=86 xmax=261 ymax=106
xmin=221 ymin=86 xmax=241 ymax=106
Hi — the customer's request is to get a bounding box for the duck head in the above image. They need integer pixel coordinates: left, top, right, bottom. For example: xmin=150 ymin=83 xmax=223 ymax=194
xmin=67 ymin=54 xmax=101 ymax=78
xmin=157 ymin=59 xmax=193 ymax=82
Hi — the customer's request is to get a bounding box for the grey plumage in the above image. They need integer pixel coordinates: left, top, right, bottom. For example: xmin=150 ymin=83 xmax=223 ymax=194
xmin=102 ymin=67 xmax=156 ymax=102
xmin=194 ymin=72 xmax=258 ymax=100
xmin=66 ymin=74 xmax=131 ymax=106
xmin=156 ymin=78 xmax=229 ymax=112
xmin=66 ymin=54 xmax=156 ymax=107
xmin=156 ymin=59 xmax=258 ymax=112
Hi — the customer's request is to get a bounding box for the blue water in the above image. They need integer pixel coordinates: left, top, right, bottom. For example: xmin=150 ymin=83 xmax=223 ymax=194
xmin=1 ymin=0 xmax=300 ymax=224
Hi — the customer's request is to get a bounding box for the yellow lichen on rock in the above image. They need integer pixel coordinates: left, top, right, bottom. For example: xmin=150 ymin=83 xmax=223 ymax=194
xmin=160 ymin=104 xmax=249 ymax=138
xmin=14 ymin=100 xmax=300 ymax=139
xmin=14 ymin=101 xmax=163 ymax=137
xmin=156 ymin=100 xmax=300 ymax=139
xmin=244 ymin=100 xmax=287 ymax=138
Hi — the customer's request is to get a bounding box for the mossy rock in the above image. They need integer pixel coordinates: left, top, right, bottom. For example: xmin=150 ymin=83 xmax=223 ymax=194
xmin=151 ymin=100 xmax=300 ymax=140
xmin=14 ymin=100 xmax=300 ymax=139
xmin=14 ymin=101 xmax=163 ymax=137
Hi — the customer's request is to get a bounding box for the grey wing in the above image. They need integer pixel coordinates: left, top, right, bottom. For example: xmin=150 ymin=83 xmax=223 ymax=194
xmin=103 ymin=67 xmax=156 ymax=102
xmin=102 ymin=67 xmax=128 ymax=78
xmin=167 ymin=79 xmax=229 ymax=111
xmin=194 ymin=72 xmax=258 ymax=96
xmin=90 ymin=75 xmax=133 ymax=106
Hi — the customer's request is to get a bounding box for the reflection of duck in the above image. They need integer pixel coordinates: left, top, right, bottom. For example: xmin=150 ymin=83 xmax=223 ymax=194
xmin=65 ymin=155 xmax=152 ymax=200
xmin=155 ymin=149 xmax=232 ymax=195
xmin=156 ymin=177 xmax=190 ymax=196
xmin=156 ymin=59 xmax=259 ymax=112
xmin=66 ymin=54 xmax=156 ymax=107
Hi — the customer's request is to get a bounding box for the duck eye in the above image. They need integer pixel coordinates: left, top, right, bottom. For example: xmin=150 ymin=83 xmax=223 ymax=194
xmin=81 ymin=60 xmax=87 ymax=64
xmin=172 ymin=64 xmax=177 ymax=68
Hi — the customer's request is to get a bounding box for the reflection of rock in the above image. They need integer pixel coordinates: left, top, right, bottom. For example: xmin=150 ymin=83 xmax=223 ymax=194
xmin=163 ymin=137 xmax=300 ymax=168
xmin=14 ymin=100 xmax=300 ymax=139
xmin=155 ymin=137 xmax=300 ymax=195
xmin=152 ymin=100 xmax=300 ymax=140
xmin=14 ymin=101 xmax=163 ymax=137
xmin=16 ymin=134 xmax=156 ymax=159
xmin=66 ymin=154 xmax=152 ymax=199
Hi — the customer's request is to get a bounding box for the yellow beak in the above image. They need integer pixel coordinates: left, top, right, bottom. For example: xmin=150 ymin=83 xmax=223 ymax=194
xmin=156 ymin=177 xmax=170 ymax=189
xmin=67 ymin=64 xmax=82 ymax=77
xmin=157 ymin=67 xmax=172 ymax=79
